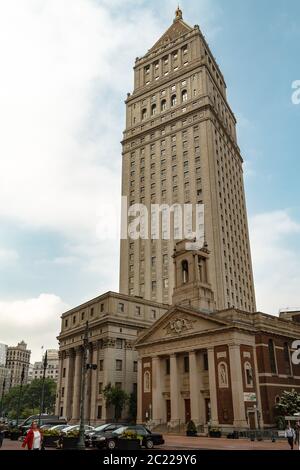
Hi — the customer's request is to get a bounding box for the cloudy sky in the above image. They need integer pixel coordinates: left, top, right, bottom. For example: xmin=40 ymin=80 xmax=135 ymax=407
xmin=0 ymin=0 xmax=299 ymax=362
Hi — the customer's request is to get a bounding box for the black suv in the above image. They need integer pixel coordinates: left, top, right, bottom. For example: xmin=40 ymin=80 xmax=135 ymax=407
xmin=19 ymin=415 xmax=67 ymax=435
xmin=94 ymin=425 xmax=164 ymax=450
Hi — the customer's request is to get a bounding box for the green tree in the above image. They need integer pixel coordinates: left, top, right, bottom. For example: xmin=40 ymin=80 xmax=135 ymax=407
xmin=103 ymin=383 xmax=129 ymax=421
xmin=3 ymin=378 xmax=57 ymax=419
xmin=275 ymin=389 xmax=300 ymax=416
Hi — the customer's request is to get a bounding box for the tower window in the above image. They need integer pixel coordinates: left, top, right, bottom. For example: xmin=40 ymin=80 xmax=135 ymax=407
xmin=171 ymin=94 xmax=177 ymax=107
xmin=151 ymin=104 xmax=157 ymax=116
xmin=161 ymin=99 xmax=167 ymax=111
xmin=182 ymin=90 xmax=188 ymax=102
xmin=141 ymin=108 xmax=147 ymax=120
xmin=182 ymin=260 xmax=189 ymax=283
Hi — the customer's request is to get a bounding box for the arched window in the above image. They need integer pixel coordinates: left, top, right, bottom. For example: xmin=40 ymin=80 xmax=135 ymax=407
xmin=218 ymin=362 xmax=228 ymax=388
xmin=182 ymin=90 xmax=188 ymax=102
xmin=182 ymin=260 xmax=189 ymax=284
xmin=244 ymin=361 xmax=253 ymax=387
xmin=151 ymin=104 xmax=157 ymax=116
xmin=268 ymin=339 xmax=277 ymax=374
xmin=171 ymin=94 xmax=177 ymax=107
xmin=143 ymin=370 xmax=151 ymax=393
xmin=161 ymin=99 xmax=167 ymax=112
xmin=141 ymin=108 xmax=147 ymax=120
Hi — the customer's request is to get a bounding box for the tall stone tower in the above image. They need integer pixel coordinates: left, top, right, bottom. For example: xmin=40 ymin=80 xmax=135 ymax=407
xmin=119 ymin=7 xmax=256 ymax=312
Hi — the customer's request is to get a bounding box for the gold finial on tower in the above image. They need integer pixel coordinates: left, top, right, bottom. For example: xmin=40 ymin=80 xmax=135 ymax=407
xmin=175 ymin=5 xmax=183 ymax=20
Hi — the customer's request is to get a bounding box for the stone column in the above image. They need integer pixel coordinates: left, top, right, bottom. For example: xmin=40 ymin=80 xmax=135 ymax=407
xmin=189 ymin=350 xmax=201 ymax=424
xmin=63 ymin=350 xmax=74 ymax=421
xmin=228 ymin=344 xmax=248 ymax=428
xmin=55 ymin=351 xmax=63 ymax=416
xmin=170 ymin=354 xmax=180 ymax=425
xmin=71 ymin=347 xmax=82 ymax=423
xmin=137 ymin=358 xmax=143 ymax=424
xmin=152 ymin=356 xmax=163 ymax=424
xmin=84 ymin=346 xmax=92 ymax=424
xmin=207 ymin=347 xmax=219 ymax=426
xmin=89 ymin=343 xmax=99 ymax=425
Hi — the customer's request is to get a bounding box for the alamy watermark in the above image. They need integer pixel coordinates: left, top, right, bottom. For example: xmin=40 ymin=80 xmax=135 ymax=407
xmin=96 ymin=197 xmax=205 ymax=250
xmin=291 ymin=80 xmax=300 ymax=104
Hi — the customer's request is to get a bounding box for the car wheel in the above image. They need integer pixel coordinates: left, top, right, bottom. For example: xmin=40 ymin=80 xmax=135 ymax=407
xmin=145 ymin=439 xmax=154 ymax=449
xmin=107 ymin=439 xmax=116 ymax=450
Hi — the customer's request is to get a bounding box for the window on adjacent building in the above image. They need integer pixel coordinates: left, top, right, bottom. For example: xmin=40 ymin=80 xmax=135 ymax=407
xmin=98 ymin=382 xmax=103 ymax=394
xmin=244 ymin=361 xmax=253 ymax=387
xmin=143 ymin=370 xmax=151 ymax=393
xmin=133 ymin=361 xmax=138 ymax=372
xmin=116 ymin=338 xmax=123 ymax=349
xmin=116 ymin=359 xmax=123 ymax=371
xmin=171 ymin=94 xmax=177 ymax=107
xmin=151 ymin=309 xmax=156 ymax=319
xmin=203 ymin=353 xmax=208 ymax=371
xmin=135 ymin=306 xmax=141 ymax=316
xmin=97 ymin=405 xmax=102 ymax=419
xmin=100 ymin=303 xmax=104 ymax=312
xmin=268 ymin=339 xmax=277 ymax=374
xmin=62 ymin=367 xmax=66 ymax=378
xmin=99 ymin=360 xmax=104 ymax=371
xmin=141 ymin=108 xmax=147 ymax=120
xmin=151 ymin=104 xmax=157 ymax=116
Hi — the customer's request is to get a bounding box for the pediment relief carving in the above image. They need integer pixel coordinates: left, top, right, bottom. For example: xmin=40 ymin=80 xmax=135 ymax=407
xmin=163 ymin=315 xmax=196 ymax=336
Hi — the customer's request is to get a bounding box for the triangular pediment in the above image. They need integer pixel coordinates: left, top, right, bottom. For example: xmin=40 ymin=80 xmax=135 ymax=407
xmin=149 ymin=19 xmax=193 ymax=53
xmin=136 ymin=305 xmax=232 ymax=346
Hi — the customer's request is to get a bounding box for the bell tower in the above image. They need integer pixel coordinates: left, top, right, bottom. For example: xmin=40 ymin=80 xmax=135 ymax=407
xmin=172 ymin=239 xmax=216 ymax=313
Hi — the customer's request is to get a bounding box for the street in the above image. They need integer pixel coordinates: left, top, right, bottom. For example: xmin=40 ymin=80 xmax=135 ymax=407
xmin=0 ymin=435 xmax=290 ymax=451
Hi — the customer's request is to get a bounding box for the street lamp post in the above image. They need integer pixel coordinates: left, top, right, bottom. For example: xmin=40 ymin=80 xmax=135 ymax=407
xmin=77 ymin=321 xmax=97 ymax=450
xmin=38 ymin=351 xmax=48 ymax=427
xmin=16 ymin=366 xmax=25 ymax=426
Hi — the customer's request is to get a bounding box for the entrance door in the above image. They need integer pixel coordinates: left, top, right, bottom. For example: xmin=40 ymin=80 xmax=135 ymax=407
xmin=248 ymin=412 xmax=256 ymax=429
xmin=166 ymin=400 xmax=171 ymax=422
xmin=184 ymin=399 xmax=191 ymax=423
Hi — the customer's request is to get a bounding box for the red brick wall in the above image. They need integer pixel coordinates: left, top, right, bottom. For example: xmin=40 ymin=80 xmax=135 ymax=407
xmin=240 ymin=345 xmax=258 ymax=417
xmin=214 ymin=345 xmax=234 ymax=425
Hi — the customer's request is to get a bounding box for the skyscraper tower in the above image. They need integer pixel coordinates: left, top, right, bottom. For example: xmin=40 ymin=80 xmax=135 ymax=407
xmin=119 ymin=7 xmax=256 ymax=312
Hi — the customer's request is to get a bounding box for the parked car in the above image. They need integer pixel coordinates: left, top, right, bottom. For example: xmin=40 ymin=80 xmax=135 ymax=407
xmin=49 ymin=424 xmax=70 ymax=432
xmin=94 ymin=425 xmax=164 ymax=450
xmin=85 ymin=423 xmax=124 ymax=448
xmin=19 ymin=415 xmax=67 ymax=435
xmin=62 ymin=424 xmax=94 ymax=435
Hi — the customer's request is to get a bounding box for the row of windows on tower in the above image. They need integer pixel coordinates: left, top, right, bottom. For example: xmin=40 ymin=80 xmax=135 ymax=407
xmin=143 ymin=46 xmax=189 ymax=84
xmin=141 ymin=91 xmax=188 ymax=120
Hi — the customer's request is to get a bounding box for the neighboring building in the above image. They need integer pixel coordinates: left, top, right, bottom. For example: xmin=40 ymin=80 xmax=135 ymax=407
xmin=56 ymin=292 xmax=168 ymax=424
xmin=0 ymin=343 xmax=7 ymax=366
xmin=119 ymin=7 xmax=256 ymax=312
xmin=135 ymin=240 xmax=300 ymax=430
xmin=27 ymin=363 xmax=34 ymax=383
xmin=29 ymin=349 xmax=59 ymax=383
xmin=0 ymin=366 xmax=11 ymax=397
xmin=6 ymin=341 xmax=31 ymax=388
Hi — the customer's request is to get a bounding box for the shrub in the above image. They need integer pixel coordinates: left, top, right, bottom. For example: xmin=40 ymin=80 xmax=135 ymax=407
xmin=186 ymin=420 xmax=197 ymax=433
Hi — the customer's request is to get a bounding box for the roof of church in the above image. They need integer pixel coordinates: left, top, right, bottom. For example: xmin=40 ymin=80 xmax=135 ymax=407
xmin=148 ymin=7 xmax=193 ymax=54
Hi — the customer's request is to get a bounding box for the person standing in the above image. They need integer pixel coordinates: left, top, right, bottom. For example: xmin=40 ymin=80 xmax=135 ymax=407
xmin=22 ymin=421 xmax=43 ymax=451
xmin=285 ymin=424 xmax=296 ymax=450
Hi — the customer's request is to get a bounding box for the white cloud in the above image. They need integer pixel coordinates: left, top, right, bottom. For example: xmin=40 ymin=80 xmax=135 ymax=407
xmin=0 ymin=294 xmax=69 ymax=362
xmin=249 ymin=210 xmax=300 ymax=314
xmin=0 ymin=248 xmax=19 ymax=264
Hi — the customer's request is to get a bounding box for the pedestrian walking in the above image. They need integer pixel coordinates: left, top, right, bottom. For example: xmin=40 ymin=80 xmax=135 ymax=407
xmin=285 ymin=424 xmax=296 ymax=450
xmin=22 ymin=421 xmax=43 ymax=451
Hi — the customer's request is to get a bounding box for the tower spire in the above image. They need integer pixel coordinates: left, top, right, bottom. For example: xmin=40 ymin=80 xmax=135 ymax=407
xmin=174 ymin=5 xmax=183 ymax=21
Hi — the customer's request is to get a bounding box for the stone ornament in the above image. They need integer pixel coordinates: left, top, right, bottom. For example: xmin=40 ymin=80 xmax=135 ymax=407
xmin=164 ymin=316 xmax=196 ymax=335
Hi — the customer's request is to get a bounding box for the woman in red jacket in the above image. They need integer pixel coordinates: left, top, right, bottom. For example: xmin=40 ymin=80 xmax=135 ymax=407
xmin=22 ymin=421 xmax=43 ymax=450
